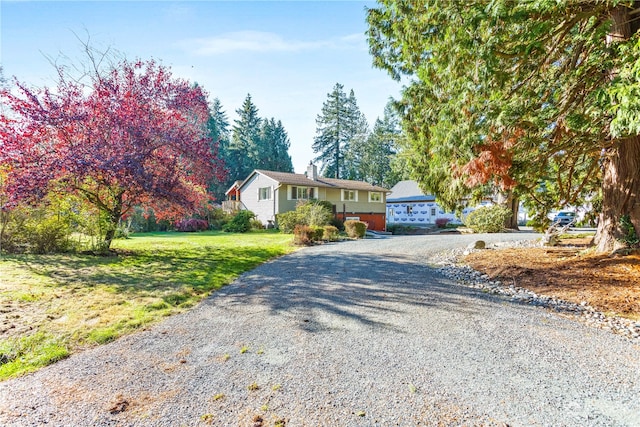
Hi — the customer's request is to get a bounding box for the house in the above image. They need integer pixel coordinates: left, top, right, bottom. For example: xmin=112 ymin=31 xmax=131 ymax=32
xmin=222 ymin=180 xmax=243 ymax=213
xmin=225 ymin=163 xmax=390 ymax=231
xmin=387 ymin=180 xmax=479 ymax=226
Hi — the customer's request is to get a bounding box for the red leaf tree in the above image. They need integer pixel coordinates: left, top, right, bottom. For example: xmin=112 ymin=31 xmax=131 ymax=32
xmin=0 ymin=57 xmax=225 ymax=249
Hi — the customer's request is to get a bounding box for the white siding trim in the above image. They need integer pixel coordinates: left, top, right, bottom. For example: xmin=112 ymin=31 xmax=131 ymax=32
xmin=341 ymin=189 xmax=358 ymax=202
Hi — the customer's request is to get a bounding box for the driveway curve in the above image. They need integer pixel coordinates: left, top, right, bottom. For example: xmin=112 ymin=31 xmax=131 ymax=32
xmin=1 ymin=233 xmax=638 ymax=426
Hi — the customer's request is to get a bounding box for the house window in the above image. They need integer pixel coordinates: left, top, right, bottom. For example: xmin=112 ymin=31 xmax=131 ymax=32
xmin=342 ymin=189 xmax=358 ymax=202
xmin=258 ymin=187 xmax=271 ymax=201
xmin=407 ymin=205 xmax=413 ymax=215
xmin=290 ymin=186 xmax=315 ymax=200
xmin=369 ymin=191 xmax=382 ymax=202
xmin=430 ymin=208 xmax=436 ymax=216
xmin=388 ymin=208 xmax=395 ymax=216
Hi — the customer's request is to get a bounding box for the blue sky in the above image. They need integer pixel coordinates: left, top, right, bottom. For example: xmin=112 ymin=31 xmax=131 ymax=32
xmin=0 ymin=0 xmax=401 ymax=174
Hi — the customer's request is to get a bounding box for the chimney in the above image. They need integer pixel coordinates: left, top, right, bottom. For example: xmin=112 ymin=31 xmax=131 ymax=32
xmin=307 ymin=161 xmax=318 ymax=180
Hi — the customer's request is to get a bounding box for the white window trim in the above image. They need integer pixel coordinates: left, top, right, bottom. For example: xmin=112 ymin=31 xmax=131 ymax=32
xmin=368 ymin=191 xmax=382 ymax=203
xmin=258 ymin=186 xmax=272 ymax=201
xmin=341 ymin=189 xmax=358 ymax=202
xmin=288 ymin=185 xmax=317 ymax=201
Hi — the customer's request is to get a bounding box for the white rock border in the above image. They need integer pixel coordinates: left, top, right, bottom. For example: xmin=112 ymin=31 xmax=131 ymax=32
xmin=432 ymin=241 xmax=640 ymax=342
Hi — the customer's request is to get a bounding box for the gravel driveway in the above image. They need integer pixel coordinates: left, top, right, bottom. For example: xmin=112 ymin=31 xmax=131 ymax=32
xmin=1 ymin=233 xmax=639 ymax=426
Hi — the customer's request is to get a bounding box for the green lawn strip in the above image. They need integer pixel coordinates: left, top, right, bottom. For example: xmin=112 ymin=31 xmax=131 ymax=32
xmin=0 ymin=230 xmax=295 ymax=380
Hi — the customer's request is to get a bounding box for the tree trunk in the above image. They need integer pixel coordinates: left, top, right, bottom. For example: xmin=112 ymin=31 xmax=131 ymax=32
xmin=497 ymin=191 xmax=520 ymax=230
xmin=593 ymin=136 xmax=640 ymax=252
xmin=505 ymin=194 xmax=520 ymax=230
xmin=102 ymin=193 xmax=124 ymax=251
xmin=594 ymin=5 xmax=640 ymax=252
xmin=0 ymin=210 xmax=7 ymax=254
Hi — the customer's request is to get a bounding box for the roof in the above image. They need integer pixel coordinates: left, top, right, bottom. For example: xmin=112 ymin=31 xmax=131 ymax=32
xmin=387 ymin=180 xmax=436 ymax=202
xmin=224 ymin=180 xmax=244 ymax=195
xmin=242 ymin=169 xmax=389 ymax=192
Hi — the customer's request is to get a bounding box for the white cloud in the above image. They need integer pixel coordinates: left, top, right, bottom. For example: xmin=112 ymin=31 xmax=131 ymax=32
xmin=162 ymin=4 xmax=195 ymax=22
xmin=176 ymin=31 xmax=365 ymax=56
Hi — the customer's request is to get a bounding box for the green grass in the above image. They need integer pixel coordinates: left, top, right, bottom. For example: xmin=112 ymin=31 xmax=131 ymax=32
xmin=0 ymin=230 xmax=295 ymax=381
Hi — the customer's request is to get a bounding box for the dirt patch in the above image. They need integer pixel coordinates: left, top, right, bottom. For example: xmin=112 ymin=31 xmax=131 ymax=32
xmin=464 ymin=238 xmax=640 ymax=320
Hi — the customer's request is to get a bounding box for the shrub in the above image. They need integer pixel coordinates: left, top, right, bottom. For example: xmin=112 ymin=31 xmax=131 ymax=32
xmin=250 ymin=219 xmax=265 ymax=230
xmin=435 ymin=218 xmax=450 ymax=228
xmin=296 ymin=201 xmax=334 ymax=227
xmin=311 ymin=226 xmax=325 ymax=242
xmin=114 ymin=221 xmax=132 ymax=239
xmin=323 ymin=225 xmax=339 ymax=242
xmin=223 ymin=210 xmax=255 ymax=233
xmin=464 ymin=205 xmax=512 ymax=233
xmin=23 ymin=217 xmax=71 ymax=254
xmin=206 ymin=207 xmax=232 ymax=230
xmin=386 ymin=224 xmax=399 ymax=234
xmin=2 ymin=204 xmax=72 ymax=254
xmin=277 ymin=201 xmax=334 ymax=233
xmin=175 ymin=218 xmax=209 ymax=232
xmin=276 ymin=211 xmax=301 ymax=234
xmin=330 ymin=216 xmax=344 ymax=231
xmin=344 ymin=220 xmax=367 ymax=238
xmin=293 ymin=224 xmax=315 ymax=246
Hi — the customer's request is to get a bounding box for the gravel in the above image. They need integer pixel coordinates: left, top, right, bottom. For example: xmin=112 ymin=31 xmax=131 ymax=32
xmin=432 ymin=239 xmax=640 ymax=343
xmin=1 ymin=233 xmax=639 ymax=427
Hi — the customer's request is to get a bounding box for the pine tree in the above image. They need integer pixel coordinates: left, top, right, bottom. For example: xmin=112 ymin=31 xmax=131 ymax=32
xmin=313 ymin=83 xmax=348 ymax=178
xmin=259 ymin=118 xmax=293 ymax=172
xmin=341 ymin=90 xmax=370 ymax=180
xmin=313 ymin=84 xmax=369 ymax=179
xmin=207 ymin=98 xmax=231 ymax=201
xmin=229 ymin=94 xmax=262 ymax=180
xmin=353 ymin=101 xmax=404 ymax=188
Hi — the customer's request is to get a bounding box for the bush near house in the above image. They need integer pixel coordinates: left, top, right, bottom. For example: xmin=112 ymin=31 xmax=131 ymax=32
xmin=293 ymin=225 xmax=315 ymax=246
xmin=277 ymin=201 xmax=334 ymax=233
xmin=330 ymin=216 xmax=345 ymax=231
xmin=276 ymin=211 xmax=299 ymax=234
xmin=293 ymin=225 xmax=327 ymax=246
xmin=464 ymin=205 xmax=512 ymax=233
xmin=250 ymin=219 xmax=265 ymax=230
xmin=323 ymin=225 xmax=339 ymax=242
xmin=203 ymin=206 xmax=232 ymax=231
xmin=223 ymin=210 xmax=256 ymax=233
xmin=344 ymin=220 xmax=367 ymax=238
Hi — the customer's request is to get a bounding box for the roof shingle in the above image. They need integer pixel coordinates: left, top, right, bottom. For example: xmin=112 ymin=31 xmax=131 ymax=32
xmin=251 ymin=170 xmax=389 ymax=192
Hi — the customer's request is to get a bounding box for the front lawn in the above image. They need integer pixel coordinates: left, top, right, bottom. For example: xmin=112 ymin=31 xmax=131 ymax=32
xmin=0 ymin=230 xmax=296 ymax=380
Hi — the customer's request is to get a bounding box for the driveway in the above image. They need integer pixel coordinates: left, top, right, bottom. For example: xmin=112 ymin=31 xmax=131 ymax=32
xmin=1 ymin=234 xmax=638 ymax=426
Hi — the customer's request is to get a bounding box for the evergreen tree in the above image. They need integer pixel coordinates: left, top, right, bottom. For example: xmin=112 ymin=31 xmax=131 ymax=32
xmin=355 ymin=101 xmax=404 ymax=188
xmin=229 ymin=94 xmax=262 ymax=180
xmin=342 ymin=90 xmax=370 ymax=180
xmin=313 ymin=84 xmax=369 ymax=179
xmin=367 ymin=0 xmax=640 ymax=243
xmin=259 ymin=118 xmax=294 ymax=172
xmin=206 ymin=98 xmax=232 ymax=201
xmin=208 ymin=98 xmax=230 ymax=152
xmin=313 ymin=83 xmax=347 ymax=178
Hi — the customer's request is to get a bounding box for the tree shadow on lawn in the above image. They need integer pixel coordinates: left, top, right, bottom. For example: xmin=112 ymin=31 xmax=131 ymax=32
xmin=201 ymin=246 xmax=526 ymax=334
xmin=10 ymin=245 xmax=288 ymax=298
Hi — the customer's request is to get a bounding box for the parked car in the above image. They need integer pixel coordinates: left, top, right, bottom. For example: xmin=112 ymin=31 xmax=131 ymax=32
xmin=553 ymin=211 xmax=577 ymax=226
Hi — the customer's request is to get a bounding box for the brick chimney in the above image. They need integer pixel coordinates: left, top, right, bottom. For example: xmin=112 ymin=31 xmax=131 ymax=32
xmin=307 ymin=162 xmax=318 ymax=180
